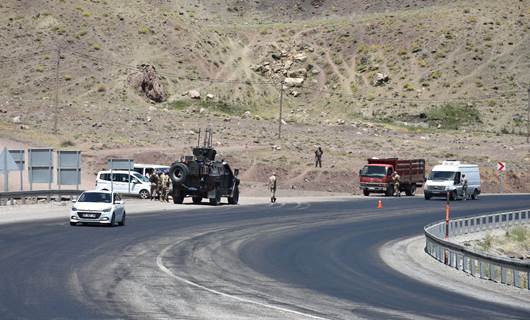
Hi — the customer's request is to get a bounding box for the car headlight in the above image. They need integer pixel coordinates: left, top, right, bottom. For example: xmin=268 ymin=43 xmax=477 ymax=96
xmin=102 ymin=207 xmax=112 ymax=212
xmin=71 ymin=207 xmax=78 ymax=211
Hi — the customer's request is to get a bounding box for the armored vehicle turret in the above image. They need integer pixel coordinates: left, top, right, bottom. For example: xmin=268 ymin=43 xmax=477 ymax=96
xmin=169 ymin=129 xmax=240 ymax=205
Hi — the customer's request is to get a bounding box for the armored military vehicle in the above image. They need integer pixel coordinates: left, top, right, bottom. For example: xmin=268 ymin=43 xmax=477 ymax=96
xmin=169 ymin=129 xmax=240 ymax=205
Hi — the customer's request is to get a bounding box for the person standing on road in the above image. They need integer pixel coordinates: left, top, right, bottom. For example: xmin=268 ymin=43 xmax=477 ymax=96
xmin=269 ymin=172 xmax=277 ymax=203
xmin=391 ymin=171 xmax=401 ymax=197
xmin=315 ymin=146 xmax=323 ymax=168
xmin=149 ymin=171 xmax=159 ymax=200
xmin=160 ymin=172 xmax=170 ymax=202
xmin=461 ymin=173 xmax=468 ymax=200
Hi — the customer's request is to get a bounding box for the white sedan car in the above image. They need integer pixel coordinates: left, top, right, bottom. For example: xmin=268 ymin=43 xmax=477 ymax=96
xmin=70 ymin=190 xmax=126 ymax=227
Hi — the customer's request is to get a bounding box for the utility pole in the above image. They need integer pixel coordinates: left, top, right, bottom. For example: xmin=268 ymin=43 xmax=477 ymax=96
xmin=278 ymin=83 xmax=284 ymax=139
xmin=527 ymin=86 xmax=530 ymax=143
xmin=53 ymin=47 xmax=61 ymax=135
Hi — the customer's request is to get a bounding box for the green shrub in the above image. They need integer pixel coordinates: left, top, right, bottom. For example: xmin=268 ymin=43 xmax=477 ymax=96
xmin=479 ymin=233 xmax=494 ymax=250
xmin=138 ymin=26 xmax=152 ymax=34
xmin=426 ymin=103 xmax=481 ymax=129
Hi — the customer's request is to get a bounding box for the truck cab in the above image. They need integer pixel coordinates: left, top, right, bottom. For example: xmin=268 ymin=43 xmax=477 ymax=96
xmin=359 ymin=164 xmax=394 ymax=196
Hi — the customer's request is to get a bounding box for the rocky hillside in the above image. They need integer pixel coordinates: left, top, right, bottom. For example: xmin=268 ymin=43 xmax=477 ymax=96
xmin=0 ymin=0 xmax=529 ymax=193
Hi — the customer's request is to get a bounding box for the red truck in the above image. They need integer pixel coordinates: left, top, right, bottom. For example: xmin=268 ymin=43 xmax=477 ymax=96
xmin=359 ymin=158 xmax=425 ymax=196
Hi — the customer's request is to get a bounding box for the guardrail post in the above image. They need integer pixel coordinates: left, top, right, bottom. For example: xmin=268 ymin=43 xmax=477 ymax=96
xmin=501 ymin=266 xmax=507 ymax=284
xmin=514 ymin=270 xmax=520 ymax=288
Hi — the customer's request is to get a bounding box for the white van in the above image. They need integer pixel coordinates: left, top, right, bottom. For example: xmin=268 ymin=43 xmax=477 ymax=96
xmin=424 ymin=161 xmax=481 ymax=200
xmin=133 ymin=164 xmax=170 ymax=177
xmin=95 ymin=170 xmax=151 ymax=199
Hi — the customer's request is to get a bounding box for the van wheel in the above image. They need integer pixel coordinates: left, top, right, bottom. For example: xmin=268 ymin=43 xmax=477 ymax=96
xmin=192 ymin=197 xmax=202 ymax=204
xmin=471 ymin=190 xmax=479 ymax=200
xmin=139 ymin=189 xmax=149 ymax=199
xmin=363 ymin=190 xmax=370 ymax=197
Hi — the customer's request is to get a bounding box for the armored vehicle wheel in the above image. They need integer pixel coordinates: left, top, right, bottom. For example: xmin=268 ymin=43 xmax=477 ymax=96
xmin=172 ymin=190 xmax=184 ymax=204
xmin=169 ymin=163 xmax=189 ymax=184
xmin=362 ymin=190 xmax=370 ymax=197
xmin=209 ymin=189 xmax=221 ymax=206
xmin=228 ymin=187 xmax=239 ymax=205
xmin=192 ymin=197 xmax=202 ymax=204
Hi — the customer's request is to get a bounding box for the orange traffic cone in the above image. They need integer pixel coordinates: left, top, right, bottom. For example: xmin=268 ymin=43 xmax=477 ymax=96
xmin=377 ymin=199 xmax=383 ymax=209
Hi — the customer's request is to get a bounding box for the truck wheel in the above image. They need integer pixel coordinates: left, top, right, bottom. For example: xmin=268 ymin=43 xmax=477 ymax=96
xmin=363 ymin=190 xmax=370 ymax=197
xmin=228 ymin=187 xmax=239 ymax=205
xmin=405 ymin=185 xmax=416 ymax=196
xmin=209 ymin=189 xmax=221 ymax=206
xmin=385 ymin=186 xmax=393 ymax=197
xmin=424 ymin=192 xmax=431 ymax=200
xmin=172 ymin=190 xmax=184 ymax=204
xmin=169 ymin=163 xmax=189 ymax=184
xmin=192 ymin=197 xmax=202 ymax=204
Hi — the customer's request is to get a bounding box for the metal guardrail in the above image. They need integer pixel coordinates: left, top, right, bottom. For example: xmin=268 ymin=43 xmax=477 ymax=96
xmin=0 ymin=190 xmax=84 ymax=205
xmin=425 ymin=209 xmax=530 ymax=289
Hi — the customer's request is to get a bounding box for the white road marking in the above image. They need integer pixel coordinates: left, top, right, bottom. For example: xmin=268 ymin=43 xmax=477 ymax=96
xmin=156 ymin=242 xmax=333 ymax=320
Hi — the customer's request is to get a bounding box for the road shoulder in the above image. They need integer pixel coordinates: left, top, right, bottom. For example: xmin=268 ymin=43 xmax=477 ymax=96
xmin=380 ymin=235 xmax=530 ymax=311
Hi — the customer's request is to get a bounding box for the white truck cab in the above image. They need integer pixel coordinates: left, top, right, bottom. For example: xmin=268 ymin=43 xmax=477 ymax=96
xmin=424 ymin=161 xmax=481 ymax=200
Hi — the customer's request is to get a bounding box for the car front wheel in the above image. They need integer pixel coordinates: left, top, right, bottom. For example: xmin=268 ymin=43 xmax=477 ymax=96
xmin=118 ymin=212 xmax=126 ymax=226
xmin=139 ymin=189 xmax=149 ymax=199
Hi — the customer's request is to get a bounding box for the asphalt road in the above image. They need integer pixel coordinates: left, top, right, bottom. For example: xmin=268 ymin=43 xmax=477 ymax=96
xmin=1 ymin=195 xmax=530 ymax=319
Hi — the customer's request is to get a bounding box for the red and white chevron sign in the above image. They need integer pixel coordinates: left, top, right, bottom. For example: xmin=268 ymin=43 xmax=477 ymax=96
xmin=497 ymin=162 xmax=506 ymax=172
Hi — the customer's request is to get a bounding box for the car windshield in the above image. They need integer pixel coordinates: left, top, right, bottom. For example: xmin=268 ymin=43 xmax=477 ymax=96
xmin=132 ymin=172 xmax=149 ymax=182
xmin=360 ymin=165 xmax=387 ymax=178
xmin=429 ymin=171 xmax=456 ymax=181
xmin=78 ymin=192 xmax=111 ymax=203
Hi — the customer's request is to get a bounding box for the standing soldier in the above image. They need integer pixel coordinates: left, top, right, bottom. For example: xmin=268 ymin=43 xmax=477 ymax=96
xmin=315 ymin=146 xmax=323 ymax=168
xmin=461 ymin=173 xmax=468 ymax=200
xmin=269 ymin=172 xmax=277 ymax=203
xmin=149 ymin=170 xmax=159 ymax=200
xmin=160 ymin=172 xmax=170 ymax=202
xmin=391 ymin=171 xmax=401 ymax=197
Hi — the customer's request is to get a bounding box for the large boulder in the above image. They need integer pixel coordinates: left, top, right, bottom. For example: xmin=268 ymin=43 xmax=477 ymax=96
xmin=188 ymin=90 xmax=201 ymax=99
xmin=287 ymin=68 xmax=307 ymax=78
xmin=127 ymin=64 xmax=166 ymax=102
xmin=293 ymin=53 xmax=307 ymax=62
xmin=284 ymin=77 xmax=305 ymax=87
xmin=373 ymin=72 xmax=390 ymax=86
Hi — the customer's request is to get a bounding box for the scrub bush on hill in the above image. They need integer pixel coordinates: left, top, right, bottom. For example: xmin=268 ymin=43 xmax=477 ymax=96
xmin=426 ymin=103 xmax=481 ymax=129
